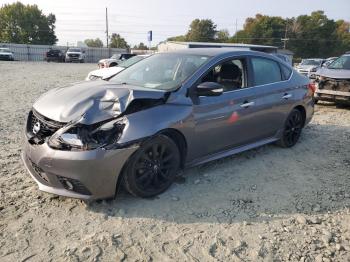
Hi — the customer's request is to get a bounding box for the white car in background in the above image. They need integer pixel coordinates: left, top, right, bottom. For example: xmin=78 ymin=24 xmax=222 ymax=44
xmin=0 ymin=48 xmax=14 ymax=61
xmin=65 ymin=48 xmax=86 ymax=63
xmin=86 ymin=55 xmax=150 ymax=81
xmin=295 ymin=58 xmax=324 ymax=78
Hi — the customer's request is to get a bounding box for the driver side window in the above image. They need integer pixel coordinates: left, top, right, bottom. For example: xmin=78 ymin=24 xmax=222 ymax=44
xmin=201 ymin=59 xmax=247 ymax=92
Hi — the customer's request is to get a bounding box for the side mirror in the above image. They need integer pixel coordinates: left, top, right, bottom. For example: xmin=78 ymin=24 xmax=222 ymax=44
xmin=196 ymin=82 xmax=223 ymax=97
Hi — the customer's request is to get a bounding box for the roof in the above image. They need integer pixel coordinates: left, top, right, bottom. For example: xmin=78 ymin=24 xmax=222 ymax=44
xmin=162 ymin=47 xmax=274 ymax=58
xmin=166 ymin=41 xmax=278 ymax=50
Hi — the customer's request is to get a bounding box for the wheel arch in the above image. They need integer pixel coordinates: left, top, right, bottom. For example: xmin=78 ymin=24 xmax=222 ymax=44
xmin=115 ymin=128 xmax=188 ymax=197
xmin=158 ymin=128 xmax=188 ymax=169
xmin=293 ymin=105 xmax=307 ymax=127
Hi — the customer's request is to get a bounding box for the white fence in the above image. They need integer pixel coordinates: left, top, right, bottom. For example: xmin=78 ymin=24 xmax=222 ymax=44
xmin=0 ymin=43 xmax=127 ymax=63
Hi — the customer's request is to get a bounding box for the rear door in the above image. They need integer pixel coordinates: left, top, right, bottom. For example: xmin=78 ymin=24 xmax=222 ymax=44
xmin=246 ymin=56 xmax=295 ymax=140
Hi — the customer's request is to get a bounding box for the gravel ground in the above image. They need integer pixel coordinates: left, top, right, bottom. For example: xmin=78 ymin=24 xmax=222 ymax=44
xmin=1 ymin=61 xmax=350 ymax=262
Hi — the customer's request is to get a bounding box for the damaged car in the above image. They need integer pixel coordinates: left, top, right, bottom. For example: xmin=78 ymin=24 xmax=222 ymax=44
xmin=22 ymin=49 xmax=314 ymax=200
xmin=314 ymin=53 xmax=350 ymax=104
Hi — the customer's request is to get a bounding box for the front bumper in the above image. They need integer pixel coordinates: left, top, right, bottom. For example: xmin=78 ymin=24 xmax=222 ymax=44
xmin=65 ymin=57 xmax=84 ymax=62
xmin=22 ymin=140 xmax=138 ymax=200
xmin=315 ymin=88 xmax=350 ymax=104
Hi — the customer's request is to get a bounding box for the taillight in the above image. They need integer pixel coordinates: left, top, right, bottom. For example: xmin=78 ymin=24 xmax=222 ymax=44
xmin=308 ymin=82 xmax=316 ymax=94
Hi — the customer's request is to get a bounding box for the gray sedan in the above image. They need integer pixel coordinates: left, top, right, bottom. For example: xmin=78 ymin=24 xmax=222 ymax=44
xmin=22 ymin=48 xmax=314 ymax=200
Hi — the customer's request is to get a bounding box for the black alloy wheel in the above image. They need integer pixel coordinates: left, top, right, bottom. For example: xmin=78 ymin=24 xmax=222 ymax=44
xmin=277 ymin=109 xmax=303 ymax=148
xmin=123 ymin=135 xmax=180 ymax=198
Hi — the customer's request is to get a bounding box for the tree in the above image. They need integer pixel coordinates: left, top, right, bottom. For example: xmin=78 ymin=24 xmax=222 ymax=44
xmin=287 ymin=11 xmax=339 ymax=58
xmin=336 ymin=20 xmax=350 ymax=55
xmin=166 ymin=13 xmax=350 ymax=58
xmin=0 ymin=2 xmax=57 ymax=45
xmin=231 ymin=11 xmax=349 ymax=58
xmin=109 ymin=33 xmax=130 ymax=49
xmin=186 ymin=19 xmax=217 ymax=42
xmin=133 ymin=42 xmax=149 ymax=50
xmin=84 ymin=38 xmax=103 ymax=48
xmin=231 ymin=14 xmax=286 ymax=46
xmin=216 ymin=29 xmax=230 ymax=43
xmin=167 ymin=35 xmax=187 ymax=42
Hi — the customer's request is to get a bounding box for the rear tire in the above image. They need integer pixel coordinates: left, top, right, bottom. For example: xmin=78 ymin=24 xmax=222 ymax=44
xmin=123 ymin=135 xmax=180 ymax=198
xmin=277 ymin=109 xmax=303 ymax=148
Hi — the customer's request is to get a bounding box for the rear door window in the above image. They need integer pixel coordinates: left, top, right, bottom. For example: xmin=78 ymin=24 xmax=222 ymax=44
xmin=251 ymin=57 xmax=282 ymax=86
xmin=281 ymin=64 xmax=292 ymax=80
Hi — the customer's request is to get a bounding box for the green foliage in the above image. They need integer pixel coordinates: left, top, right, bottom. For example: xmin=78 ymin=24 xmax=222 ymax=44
xmin=168 ymin=19 xmax=218 ymax=42
xmin=133 ymin=42 xmax=149 ymax=50
xmin=287 ymin=11 xmax=339 ymax=58
xmin=231 ymin=14 xmax=286 ymax=47
xmin=84 ymin=38 xmax=103 ymax=48
xmin=335 ymin=20 xmax=350 ymax=55
xmin=167 ymin=35 xmax=187 ymax=42
xmin=216 ymin=29 xmax=230 ymax=43
xmin=186 ymin=19 xmax=217 ymax=42
xmin=167 ymin=12 xmax=350 ymax=58
xmin=233 ymin=11 xmax=350 ymax=58
xmin=0 ymin=2 xmax=57 ymax=45
xmin=109 ymin=33 xmax=130 ymax=49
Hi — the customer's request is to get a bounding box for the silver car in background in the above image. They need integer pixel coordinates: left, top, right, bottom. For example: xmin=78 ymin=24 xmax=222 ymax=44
xmin=22 ymin=49 xmax=314 ymax=200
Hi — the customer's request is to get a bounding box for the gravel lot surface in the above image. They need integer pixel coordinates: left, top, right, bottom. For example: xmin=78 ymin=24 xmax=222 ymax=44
xmin=1 ymin=61 xmax=350 ymax=262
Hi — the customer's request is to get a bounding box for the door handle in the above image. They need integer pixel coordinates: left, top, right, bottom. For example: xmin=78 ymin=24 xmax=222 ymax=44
xmin=282 ymin=93 xmax=292 ymax=99
xmin=240 ymin=101 xmax=255 ymax=108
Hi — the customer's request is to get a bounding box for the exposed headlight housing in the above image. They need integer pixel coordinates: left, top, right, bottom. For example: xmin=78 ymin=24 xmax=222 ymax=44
xmin=48 ymin=117 xmax=126 ymax=151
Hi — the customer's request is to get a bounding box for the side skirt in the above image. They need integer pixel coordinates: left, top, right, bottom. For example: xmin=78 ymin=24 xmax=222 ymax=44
xmin=185 ymin=137 xmax=279 ymax=168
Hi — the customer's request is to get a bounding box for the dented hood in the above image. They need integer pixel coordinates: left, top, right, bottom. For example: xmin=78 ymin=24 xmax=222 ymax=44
xmin=316 ymin=67 xmax=350 ymax=80
xmin=33 ymin=81 xmax=167 ymax=124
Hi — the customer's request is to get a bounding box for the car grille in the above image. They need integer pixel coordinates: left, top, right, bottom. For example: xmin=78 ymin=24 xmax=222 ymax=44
xmin=26 ymin=110 xmax=66 ymax=144
xmin=68 ymin=54 xmax=79 ymax=58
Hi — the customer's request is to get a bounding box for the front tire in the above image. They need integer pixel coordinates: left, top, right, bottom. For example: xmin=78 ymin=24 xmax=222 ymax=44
xmin=123 ymin=135 xmax=181 ymax=198
xmin=277 ymin=109 xmax=303 ymax=148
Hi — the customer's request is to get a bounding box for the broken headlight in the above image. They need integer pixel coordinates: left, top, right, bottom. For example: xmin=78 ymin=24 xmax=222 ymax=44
xmin=48 ymin=117 xmax=126 ymax=151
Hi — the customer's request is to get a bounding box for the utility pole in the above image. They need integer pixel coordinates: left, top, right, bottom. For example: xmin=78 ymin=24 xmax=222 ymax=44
xmin=281 ymin=24 xmax=289 ymax=49
xmin=235 ymin=19 xmax=238 ymax=43
xmin=105 ymin=7 xmax=109 ymax=48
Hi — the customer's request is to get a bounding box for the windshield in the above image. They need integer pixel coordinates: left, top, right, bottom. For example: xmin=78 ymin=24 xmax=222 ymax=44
xmin=328 ymin=55 xmax=350 ymax=70
xmin=68 ymin=48 xmax=81 ymax=52
xmin=0 ymin=48 xmax=11 ymax=53
xmin=110 ymin=53 xmax=210 ymax=90
xmin=111 ymin=54 xmax=120 ymax=59
xmin=117 ymin=56 xmax=146 ymax=68
xmin=301 ymin=59 xmax=322 ymax=66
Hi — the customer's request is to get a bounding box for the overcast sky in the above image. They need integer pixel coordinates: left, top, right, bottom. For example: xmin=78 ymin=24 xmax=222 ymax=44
xmin=1 ymin=0 xmax=350 ymax=47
